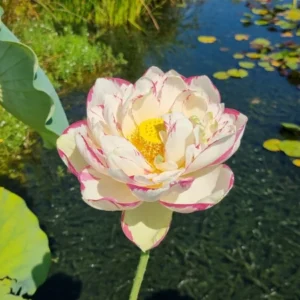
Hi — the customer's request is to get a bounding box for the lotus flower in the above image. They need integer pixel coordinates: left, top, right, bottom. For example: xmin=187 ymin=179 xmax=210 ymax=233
xmin=57 ymin=67 xmax=247 ymax=251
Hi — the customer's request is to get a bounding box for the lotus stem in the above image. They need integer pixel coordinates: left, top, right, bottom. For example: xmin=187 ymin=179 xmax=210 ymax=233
xmin=293 ymin=0 xmax=298 ymax=9
xmin=129 ymin=250 xmax=150 ymax=300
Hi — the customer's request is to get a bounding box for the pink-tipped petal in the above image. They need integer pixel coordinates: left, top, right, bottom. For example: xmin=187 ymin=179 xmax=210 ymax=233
xmin=142 ymin=66 xmax=164 ymax=82
xmin=185 ymin=76 xmax=221 ymax=104
xmin=56 ymin=121 xmax=89 ymax=176
xmin=100 ymin=135 xmax=153 ymax=176
xmin=160 ymin=165 xmax=234 ymax=213
xmin=163 ymin=113 xmax=194 ymax=165
xmin=79 ymin=167 xmax=141 ymax=211
xmin=156 ymin=76 xmax=187 ymax=113
xmin=121 ymin=202 xmax=173 ymax=251
xmin=185 ymin=133 xmax=236 ymax=174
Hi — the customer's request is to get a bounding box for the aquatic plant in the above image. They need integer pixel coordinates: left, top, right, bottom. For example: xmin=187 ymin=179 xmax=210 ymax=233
xmin=0 ymin=187 xmax=51 ymax=299
xmin=0 ymin=8 xmax=69 ymax=148
xmin=56 ymin=66 xmax=247 ymax=299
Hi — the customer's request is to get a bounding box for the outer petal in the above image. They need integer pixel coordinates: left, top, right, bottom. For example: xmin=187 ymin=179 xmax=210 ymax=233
xmin=160 ymin=165 xmax=234 ymax=213
xmin=121 ymin=202 xmax=173 ymax=251
xmin=185 ymin=75 xmax=221 ymax=104
xmin=209 ymin=109 xmax=248 ymax=166
xmin=79 ymin=167 xmax=141 ymax=211
xmin=87 ymin=78 xmax=131 ymax=109
xmin=56 ymin=121 xmax=88 ymax=176
xmin=142 ymin=66 xmax=164 ymax=82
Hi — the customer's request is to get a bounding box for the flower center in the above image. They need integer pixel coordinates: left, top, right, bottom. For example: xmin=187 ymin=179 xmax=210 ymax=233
xmin=128 ymin=118 xmax=165 ymax=164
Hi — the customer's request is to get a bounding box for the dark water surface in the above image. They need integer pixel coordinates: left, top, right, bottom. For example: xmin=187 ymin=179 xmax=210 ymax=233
xmin=3 ymin=0 xmax=300 ymax=299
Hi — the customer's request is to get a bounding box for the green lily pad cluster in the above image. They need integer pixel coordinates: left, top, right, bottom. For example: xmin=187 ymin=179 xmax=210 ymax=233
xmin=263 ymin=122 xmax=300 ymax=167
xmin=213 ymin=69 xmax=249 ymax=80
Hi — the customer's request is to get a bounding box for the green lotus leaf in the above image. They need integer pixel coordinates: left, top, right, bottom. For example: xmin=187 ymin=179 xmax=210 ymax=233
xmin=284 ymin=9 xmax=300 ymax=21
xmin=213 ymin=72 xmax=229 ymax=80
xmin=0 ymin=7 xmax=69 ymax=148
xmin=0 ymin=187 xmax=51 ymax=296
xmin=281 ymin=122 xmax=300 ymax=131
xmin=240 ymin=18 xmax=252 ymax=24
xmin=238 ymin=61 xmax=255 ymax=69
xmin=263 ymin=139 xmax=281 ymax=152
xmin=279 ymin=140 xmax=300 ymax=157
xmin=258 ymin=61 xmax=271 ymax=68
xmin=0 ymin=279 xmax=29 ymax=299
xmin=227 ymin=68 xmax=248 ymax=78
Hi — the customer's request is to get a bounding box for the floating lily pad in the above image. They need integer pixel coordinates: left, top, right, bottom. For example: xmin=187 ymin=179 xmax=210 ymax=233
xmin=213 ymin=72 xmax=229 ymax=80
xmin=263 ymin=139 xmax=281 ymax=152
xmin=0 ymin=187 xmax=51 ymax=296
xmin=233 ymin=53 xmax=245 ymax=59
xmin=258 ymin=61 xmax=271 ymax=68
xmin=284 ymin=9 xmax=300 ymax=21
xmin=276 ymin=20 xmax=296 ymax=29
xmin=281 ymin=122 xmax=300 ymax=131
xmin=292 ymin=159 xmax=300 ymax=167
xmin=279 ymin=140 xmax=300 ymax=157
xmin=198 ymin=36 xmax=217 ymax=43
xmin=281 ymin=31 xmax=293 ymax=37
xmin=238 ymin=61 xmax=255 ymax=69
xmin=240 ymin=18 xmax=252 ymax=24
xmin=265 ymin=67 xmax=275 ymax=71
xmin=271 ymin=60 xmax=281 ymax=67
xmin=255 ymin=19 xmax=269 ymax=26
xmin=235 ymin=34 xmax=249 ymax=41
xmin=296 ymin=29 xmax=300 ymax=36
xmin=227 ymin=69 xmax=248 ymax=78
xmin=269 ymin=52 xmax=284 ymax=60
xmin=246 ymin=52 xmax=262 ymax=59
xmin=252 ymin=8 xmax=269 ymax=15
xmin=243 ymin=13 xmax=253 ymax=18
xmin=251 ymin=38 xmax=271 ymax=48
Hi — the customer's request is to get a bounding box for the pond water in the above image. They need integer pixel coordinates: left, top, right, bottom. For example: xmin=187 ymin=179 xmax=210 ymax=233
xmin=2 ymin=0 xmax=300 ymax=299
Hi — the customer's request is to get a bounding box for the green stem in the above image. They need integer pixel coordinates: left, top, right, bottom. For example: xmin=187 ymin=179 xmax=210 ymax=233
xmin=293 ymin=0 xmax=298 ymax=9
xmin=129 ymin=251 xmax=150 ymax=300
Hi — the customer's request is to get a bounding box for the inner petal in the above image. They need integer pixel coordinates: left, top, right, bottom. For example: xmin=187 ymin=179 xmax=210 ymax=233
xmin=127 ymin=118 xmax=165 ymax=165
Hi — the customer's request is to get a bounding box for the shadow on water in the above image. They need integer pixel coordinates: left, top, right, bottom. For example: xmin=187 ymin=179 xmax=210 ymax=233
xmin=33 ymin=272 xmax=82 ymax=300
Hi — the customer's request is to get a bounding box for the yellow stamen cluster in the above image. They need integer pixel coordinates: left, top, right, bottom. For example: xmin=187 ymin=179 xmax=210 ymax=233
xmin=128 ymin=118 xmax=165 ymax=165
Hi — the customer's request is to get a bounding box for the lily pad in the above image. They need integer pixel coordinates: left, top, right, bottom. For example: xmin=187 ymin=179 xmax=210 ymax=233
xmin=240 ymin=18 xmax=252 ymax=24
xmin=227 ymin=69 xmax=248 ymax=78
xmin=265 ymin=67 xmax=275 ymax=72
xmin=292 ymin=159 xmax=300 ymax=167
xmin=0 ymin=8 xmax=69 ymax=149
xmin=279 ymin=140 xmax=300 ymax=157
xmin=258 ymin=61 xmax=271 ymax=68
xmin=246 ymin=52 xmax=262 ymax=59
xmin=255 ymin=19 xmax=269 ymax=26
xmin=281 ymin=31 xmax=293 ymax=38
xmin=233 ymin=53 xmax=245 ymax=59
xmin=263 ymin=139 xmax=281 ymax=152
xmin=235 ymin=34 xmax=249 ymax=41
xmin=0 ymin=187 xmax=51 ymax=296
xmin=276 ymin=20 xmax=296 ymax=29
xmin=213 ymin=72 xmax=229 ymax=80
xmin=198 ymin=36 xmax=217 ymax=44
xmin=281 ymin=122 xmax=300 ymax=131
xmin=271 ymin=60 xmax=281 ymax=67
xmin=252 ymin=8 xmax=269 ymax=15
xmin=250 ymin=38 xmax=271 ymax=48
xmin=238 ymin=61 xmax=255 ymax=69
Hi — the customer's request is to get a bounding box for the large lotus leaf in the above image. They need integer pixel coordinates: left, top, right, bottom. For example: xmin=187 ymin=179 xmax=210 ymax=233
xmin=0 ymin=279 xmax=29 ymax=299
xmin=0 ymin=7 xmax=69 ymax=148
xmin=0 ymin=187 xmax=51 ymax=296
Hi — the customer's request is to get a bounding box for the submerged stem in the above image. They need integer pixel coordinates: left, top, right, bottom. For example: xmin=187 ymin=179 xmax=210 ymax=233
xmin=129 ymin=251 xmax=150 ymax=300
